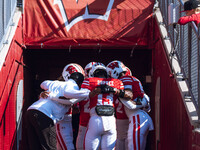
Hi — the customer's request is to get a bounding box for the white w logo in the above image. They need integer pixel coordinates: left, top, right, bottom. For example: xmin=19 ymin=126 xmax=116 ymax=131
xmin=53 ymin=0 xmax=114 ymax=32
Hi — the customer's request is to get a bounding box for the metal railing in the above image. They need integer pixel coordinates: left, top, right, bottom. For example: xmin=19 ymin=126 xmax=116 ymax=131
xmin=158 ymin=0 xmax=200 ymax=118
xmin=0 ymin=0 xmax=18 ymax=49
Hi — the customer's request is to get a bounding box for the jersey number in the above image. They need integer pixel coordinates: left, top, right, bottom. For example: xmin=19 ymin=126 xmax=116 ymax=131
xmin=97 ymin=94 xmax=114 ymax=105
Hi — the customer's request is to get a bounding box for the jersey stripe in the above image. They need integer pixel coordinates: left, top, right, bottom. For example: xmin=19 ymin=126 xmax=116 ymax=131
xmin=120 ymin=79 xmax=133 ymax=82
xmin=133 ymin=116 xmax=137 ymax=150
xmin=124 ymin=85 xmax=132 ymax=90
xmin=137 ymin=114 xmax=141 ymax=150
xmin=82 ymin=81 xmax=89 ymax=85
xmin=83 ymin=127 xmax=89 ymax=150
xmin=57 ymin=135 xmax=62 ymax=150
xmin=56 ymin=124 xmax=68 ymax=150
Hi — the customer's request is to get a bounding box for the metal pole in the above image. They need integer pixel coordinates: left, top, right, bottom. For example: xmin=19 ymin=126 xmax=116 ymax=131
xmin=198 ymin=25 xmax=200 ymax=120
xmin=188 ymin=25 xmax=192 ymax=88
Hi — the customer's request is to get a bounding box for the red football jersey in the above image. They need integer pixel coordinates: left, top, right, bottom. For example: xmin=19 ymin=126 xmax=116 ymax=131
xmin=115 ymin=98 xmax=128 ymax=119
xmin=114 ymin=75 xmax=144 ymax=119
xmin=81 ymin=77 xmax=124 ymax=109
xmin=78 ymin=99 xmax=90 ymax=126
xmin=119 ymin=75 xmax=144 ymax=100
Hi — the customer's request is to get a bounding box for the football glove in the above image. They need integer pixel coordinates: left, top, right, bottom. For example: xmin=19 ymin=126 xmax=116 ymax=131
xmin=133 ymin=97 xmax=143 ymax=105
xmin=100 ymin=84 xmax=116 ymax=93
xmin=118 ymin=89 xmax=126 ymax=98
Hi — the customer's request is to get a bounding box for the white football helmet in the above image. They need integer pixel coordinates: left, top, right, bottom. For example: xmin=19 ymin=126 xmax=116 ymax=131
xmin=106 ymin=60 xmax=127 ymax=79
xmin=84 ymin=62 xmax=97 ymax=78
xmin=62 ymin=63 xmax=85 ymax=81
xmin=89 ymin=62 xmax=106 ymax=77
xmin=125 ymin=66 xmax=132 ymax=76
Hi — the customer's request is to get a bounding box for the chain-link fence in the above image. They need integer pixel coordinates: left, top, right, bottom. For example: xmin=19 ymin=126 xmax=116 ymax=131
xmin=158 ymin=0 xmax=200 ymax=118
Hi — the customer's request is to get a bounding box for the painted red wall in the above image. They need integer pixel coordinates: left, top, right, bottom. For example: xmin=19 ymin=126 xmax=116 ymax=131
xmin=0 ymin=18 xmax=23 ymax=150
xmin=151 ymin=17 xmax=197 ymax=150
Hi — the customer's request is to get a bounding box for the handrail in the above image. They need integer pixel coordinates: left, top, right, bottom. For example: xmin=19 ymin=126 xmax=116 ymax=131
xmin=158 ymin=0 xmax=200 ymax=120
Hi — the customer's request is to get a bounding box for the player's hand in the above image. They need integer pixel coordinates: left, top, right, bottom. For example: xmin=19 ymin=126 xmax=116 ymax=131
xmin=116 ymin=89 xmax=133 ymax=99
xmin=133 ymin=97 xmax=143 ymax=105
xmin=100 ymin=84 xmax=116 ymax=93
xmin=89 ymin=87 xmax=101 ymax=98
xmin=39 ymin=91 xmax=50 ymax=99
xmin=124 ymin=89 xmax=133 ymax=99
xmin=133 ymin=97 xmax=148 ymax=107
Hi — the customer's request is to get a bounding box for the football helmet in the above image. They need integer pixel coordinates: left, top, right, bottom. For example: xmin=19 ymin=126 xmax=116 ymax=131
xmin=62 ymin=63 xmax=85 ymax=81
xmin=106 ymin=60 xmax=127 ymax=79
xmin=125 ymin=66 xmax=132 ymax=76
xmin=84 ymin=62 xmax=97 ymax=78
xmin=89 ymin=62 xmax=106 ymax=77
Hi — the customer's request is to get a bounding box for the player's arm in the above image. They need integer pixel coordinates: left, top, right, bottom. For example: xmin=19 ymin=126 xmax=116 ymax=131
xmin=119 ymin=96 xmax=148 ymax=110
xmin=39 ymin=91 xmax=50 ymax=99
xmin=41 ymin=78 xmax=90 ymax=100
xmin=39 ymin=80 xmax=57 ymax=99
xmin=38 ymin=90 xmax=81 ymax=105
xmin=99 ymin=84 xmax=133 ymax=99
xmin=89 ymin=87 xmax=101 ymax=98
xmin=64 ymin=86 xmax=101 ymax=99
xmin=57 ymin=87 xmax=100 ymax=104
xmin=63 ymin=86 xmax=90 ymax=99
xmin=81 ymin=78 xmax=101 ymax=98
xmin=40 ymin=80 xmax=54 ymax=90
xmin=52 ymin=87 xmax=91 ymax=104
xmin=119 ymin=88 xmax=149 ymax=110
xmin=49 ymin=87 xmax=100 ymax=104
xmin=51 ymin=96 xmax=83 ymax=105
xmin=115 ymin=88 xmax=133 ymax=99
xmin=120 ymin=88 xmax=148 ymax=110
xmin=99 ymin=84 xmax=148 ymax=110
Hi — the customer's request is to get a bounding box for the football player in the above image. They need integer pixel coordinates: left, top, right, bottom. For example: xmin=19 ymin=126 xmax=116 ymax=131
xmin=107 ymin=60 xmax=154 ymax=150
xmin=106 ymin=60 xmax=130 ymax=150
xmin=39 ymin=63 xmax=99 ymax=150
xmin=55 ymin=63 xmax=85 ymax=150
xmin=25 ymin=68 xmax=89 ymax=150
xmin=81 ymin=63 xmax=128 ymax=150
xmin=76 ymin=62 xmax=98 ymax=150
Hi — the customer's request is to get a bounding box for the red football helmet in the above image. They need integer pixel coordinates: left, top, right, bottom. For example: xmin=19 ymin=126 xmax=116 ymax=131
xmin=106 ymin=60 xmax=127 ymax=79
xmin=62 ymin=63 xmax=85 ymax=81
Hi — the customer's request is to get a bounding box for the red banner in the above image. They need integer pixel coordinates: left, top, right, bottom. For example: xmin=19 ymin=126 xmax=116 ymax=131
xmin=23 ymin=0 xmax=154 ymax=48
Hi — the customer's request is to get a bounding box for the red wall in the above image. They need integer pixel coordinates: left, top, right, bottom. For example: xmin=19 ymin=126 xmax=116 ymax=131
xmin=151 ymin=17 xmax=199 ymax=150
xmin=0 ymin=18 xmax=23 ymax=150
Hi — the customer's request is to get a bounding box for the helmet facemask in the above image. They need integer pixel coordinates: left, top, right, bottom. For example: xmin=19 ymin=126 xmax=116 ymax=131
xmin=89 ymin=63 xmax=106 ymax=78
xmin=93 ymin=69 xmax=108 ymax=78
xmin=118 ymin=71 xmax=127 ymax=78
